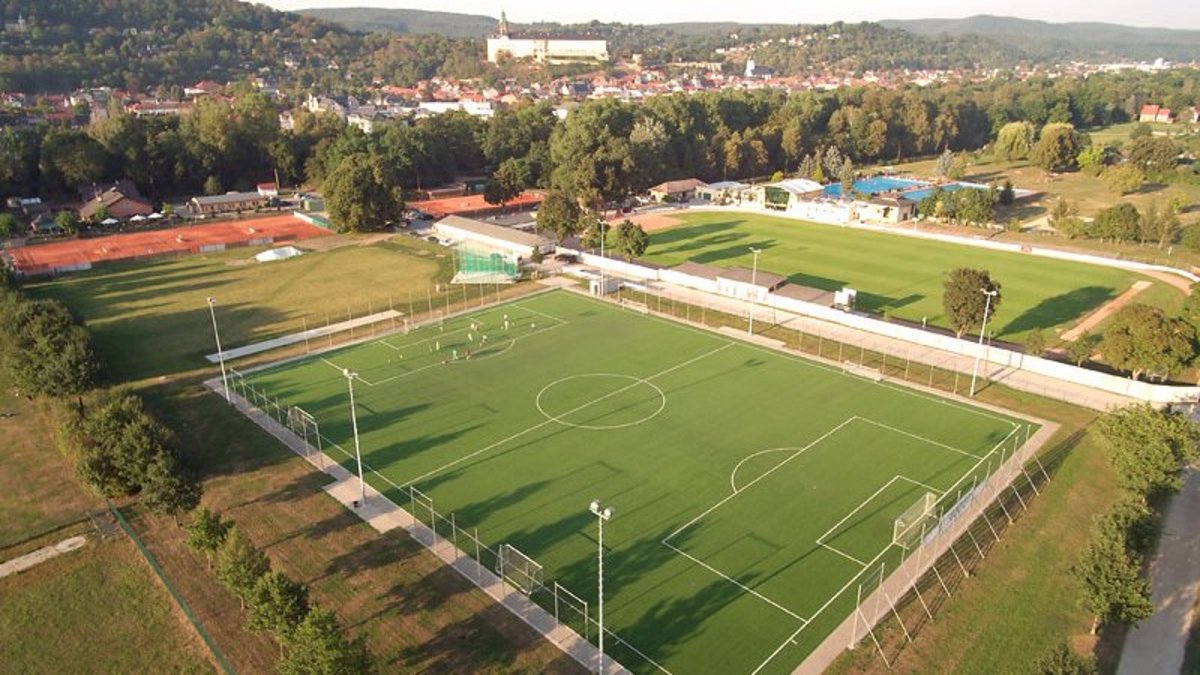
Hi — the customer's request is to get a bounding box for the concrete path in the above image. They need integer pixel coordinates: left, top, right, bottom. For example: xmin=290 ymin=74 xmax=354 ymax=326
xmin=1061 ymin=280 xmax=1151 ymax=342
xmin=205 ymin=310 xmax=402 ymax=362
xmin=1117 ymin=468 xmax=1200 ymax=675
xmin=210 ymin=378 xmax=628 ymax=675
xmin=622 ymin=278 xmax=1137 ymax=411
xmin=0 ymin=536 xmax=87 ymax=578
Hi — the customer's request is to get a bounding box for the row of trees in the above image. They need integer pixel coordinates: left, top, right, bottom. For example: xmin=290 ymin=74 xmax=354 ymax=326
xmin=186 ymin=508 xmax=374 ymax=673
xmin=1050 ymin=199 xmax=1185 ymax=248
xmin=0 ymin=272 xmax=201 ymax=516
xmin=1072 ymin=404 xmax=1198 ymax=633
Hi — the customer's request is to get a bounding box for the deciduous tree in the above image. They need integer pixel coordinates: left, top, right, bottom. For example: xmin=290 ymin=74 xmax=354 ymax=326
xmin=323 ymin=153 xmax=403 ymax=233
xmin=216 ymin=526 xmax=270 ymax=609
xmin=994 ymin=121 xmax=1035 ymax=161
xmin=613 ymin=220 xmax=650 ymax=261
xmin=248 ymin=571 xmax=311 ymax=644
xmin=280 ymin=607 xmax=374 ymax=675
xmin=1031 ymin=123 xmax=1084 ymax=173
xmin=186 ymin=507 xmax=232 ymax=567
xmin=942 ymin=268 xmax=1001 ymax=338
xmin=1102 ymin=304 xmax=1196 ymax=381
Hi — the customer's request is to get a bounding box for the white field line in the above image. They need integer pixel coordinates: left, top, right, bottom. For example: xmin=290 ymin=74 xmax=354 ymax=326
xmin=662 ymin=540 xmax=809 ymax=623
xmin=856 ymin=417 xmax=984 ymax=459
xmin=378 ymin=308 xmax=568 ymax=352
xmin=896 ymin=474 xmax=946 ymax=496
xmin=320 ymin=321 xmax=569 ymax=387
xmin=729 ymin=447 xmax=796 ymax=494
xmin=818 ymin=542 xmax=868 ymax=568
xmin=512 ymin=301 xmax=568 ymax=323
xmin=404 ymin=342 xmax=734 ymax=486
xmin=815 ymin=475 xmax=903 ymax=545
xmin=582 ymin=288 xmax=1028 ymax=430
xmin=749 ymin=424 xmax=1028 ymax=675
xmin=667 ymin=417 xmax=859 ymax=542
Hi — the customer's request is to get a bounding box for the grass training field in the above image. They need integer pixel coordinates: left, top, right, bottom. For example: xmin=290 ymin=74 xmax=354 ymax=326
xmin=641 ymin=211 xmax=1168 ymax=342
xmin=238 ymin=290 xmax=1032 ymax=673
xmin=27 ymin=236 xmax=447 ymax=382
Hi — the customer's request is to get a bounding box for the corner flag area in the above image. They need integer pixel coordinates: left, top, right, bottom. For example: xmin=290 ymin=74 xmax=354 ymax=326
xmin=232 ymin=290 xmax=1034 ymax=674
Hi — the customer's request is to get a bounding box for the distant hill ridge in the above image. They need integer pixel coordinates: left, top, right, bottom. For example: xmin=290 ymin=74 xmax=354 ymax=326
xmin=881 ymin=15 xmax=1200 ymax=60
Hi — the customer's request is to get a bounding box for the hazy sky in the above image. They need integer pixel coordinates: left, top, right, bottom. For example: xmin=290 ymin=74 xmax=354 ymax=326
xmin=256 ymin=0 xmax=1200 ymax=30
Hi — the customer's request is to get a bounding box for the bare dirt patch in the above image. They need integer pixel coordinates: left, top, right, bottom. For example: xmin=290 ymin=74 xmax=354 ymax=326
xmin=625 ymin=211 xmax=684 ymax=231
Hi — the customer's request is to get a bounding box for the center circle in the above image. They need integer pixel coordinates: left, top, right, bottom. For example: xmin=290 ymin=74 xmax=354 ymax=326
xmin=536 ymin=373 xmax=666 ymax=430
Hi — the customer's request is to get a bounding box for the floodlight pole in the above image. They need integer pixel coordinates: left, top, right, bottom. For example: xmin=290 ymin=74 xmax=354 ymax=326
xmin=343 ymin=368 xmax=366 ymax=505
xmin=748 ymin=247 xmax=763 ymax=335
xmin=589 ymin=499 xmax=614 ymax=674
xmin=207 ymin=297 xmax=230 ymax=402
xmin=969 ymin=288 xmax=999 ymax=397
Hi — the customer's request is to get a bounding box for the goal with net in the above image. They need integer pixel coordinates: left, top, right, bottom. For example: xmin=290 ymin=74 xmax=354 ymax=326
xmin=892 ymin=492 xmax=937 ymax=549
xmin=496 ymin=543 xmax=544 ymax=594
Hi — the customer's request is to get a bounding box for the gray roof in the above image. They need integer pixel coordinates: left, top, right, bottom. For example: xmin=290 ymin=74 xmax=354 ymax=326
xmin=717 ymin=266 xmax=787 ymax=289
xmin=191 ymin=192 xmax=265 ymax=206
xmin=435 ymin=215 xmax=547 ymax=248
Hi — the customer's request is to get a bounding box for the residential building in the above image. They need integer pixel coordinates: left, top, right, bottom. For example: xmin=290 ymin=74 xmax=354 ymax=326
xmin=78 ymin=187 xmax=154 ymax=221
xmin=1139 ymin=104 xmax=1175 ymax=123
xmin=256 ymin=183 xmax=279 ymax=198
xmin=648 ymin=178 xmax=707 ymax=202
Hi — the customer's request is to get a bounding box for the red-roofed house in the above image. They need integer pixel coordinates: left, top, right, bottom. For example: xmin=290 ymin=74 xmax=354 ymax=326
xmin=256 ymin=182 xmax=279 ymax=197
xmin=185 ymin=80 xmax=224 ymax=97
xmin=1139 ymin=104 xmax=1175 ymax=124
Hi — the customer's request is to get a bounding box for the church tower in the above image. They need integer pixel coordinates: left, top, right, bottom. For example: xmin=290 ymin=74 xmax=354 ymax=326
xmin=497 ymin=11 xmax=509 ymax=38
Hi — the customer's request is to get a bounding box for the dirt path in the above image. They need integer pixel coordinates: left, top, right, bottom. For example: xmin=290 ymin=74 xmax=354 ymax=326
xmin=623 ymin=211 xmax=684 ymax=231
xmin=1117 ymin=468 xmax=1200 ymax=675
xmin=1061 ymin=280 xmax=1152 ymax=342
xmin=1141 ymin=268 xmax=1196 ymax=294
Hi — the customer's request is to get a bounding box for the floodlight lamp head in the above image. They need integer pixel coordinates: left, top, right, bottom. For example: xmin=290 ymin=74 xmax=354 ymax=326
xmin=602 ymin=507 xmax=614 ymax=520
xmin=207 ymin=296 xmax=216 ymax=305
xmin=589 ymin=499 xmax=601 ymax=513
xmin=343 ymin=368 xmax=356 ymax=380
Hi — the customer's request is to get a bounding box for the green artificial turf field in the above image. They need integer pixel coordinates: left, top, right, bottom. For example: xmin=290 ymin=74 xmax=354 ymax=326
xmin=236 ymin=290 xmax=1032 ymax=674
xmin=640 ymin=211 xmax=1165 ymax=342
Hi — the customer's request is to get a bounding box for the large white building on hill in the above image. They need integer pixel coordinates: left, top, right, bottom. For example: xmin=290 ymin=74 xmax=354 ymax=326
xmin=485 ymin=12 xmax=608 ymax=65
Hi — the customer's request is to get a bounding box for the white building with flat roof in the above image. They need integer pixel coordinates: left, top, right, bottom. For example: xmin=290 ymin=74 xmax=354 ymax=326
xmin=486 ymin=12 xmax=608 ymax=65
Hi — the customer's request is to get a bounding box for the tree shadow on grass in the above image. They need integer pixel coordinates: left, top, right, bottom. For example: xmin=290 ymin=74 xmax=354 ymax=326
xmin=996 ymin=285 xmax=1116 ymax=336
xmin=690 ymin=240 xmax=776 ymax=266
xmin=648 ymin=220 xmax=741 ymax=248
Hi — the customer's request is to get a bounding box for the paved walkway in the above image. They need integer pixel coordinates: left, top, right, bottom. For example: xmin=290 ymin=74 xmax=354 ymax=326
xmin=209 ymin=378 xmax=627 ymax=675
xmin=621 ymin=278 xmax=1136 ymax=411
xmin=0 ymin=536 xmax=87 ymax=578
xmin=1117 ymin=468 xmax=1200 ymax=675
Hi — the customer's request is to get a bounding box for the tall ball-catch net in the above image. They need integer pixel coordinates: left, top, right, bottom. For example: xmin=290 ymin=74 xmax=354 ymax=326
xmin=452 ymin=245 xmax=519 ymax=284
xmin=892 ymin=492 xmax=937 ymax=549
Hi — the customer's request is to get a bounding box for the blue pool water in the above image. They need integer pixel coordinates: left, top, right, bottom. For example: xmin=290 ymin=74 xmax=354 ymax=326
xmin=823 ymin=177 xmax=926 ymax=197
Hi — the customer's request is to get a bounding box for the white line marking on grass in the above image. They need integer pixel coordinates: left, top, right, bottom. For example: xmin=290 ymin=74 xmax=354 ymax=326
xmin=896 ymin=475 xmax=945 ymax=495
xmin=662 ymin=540 xmax=810 ymax=623
xmin=536 ymin=373 xmax=667 ymax=430
xmin=857 ymin=417 xmax=984 ymax=459
xmin=512 ymin=301 xmax=567 ymax=323
xmin=671 ymin=418 xmax=858 ymax=542
xmin=729 ymin=447 xmax=797 ymax=494
xmin=814 ymin=474 xmax=903 ymax=546
xmin=818 ymin=542 xmax=868 ymax=568
xmin=405 ymin=343 xmax=734 ymax=486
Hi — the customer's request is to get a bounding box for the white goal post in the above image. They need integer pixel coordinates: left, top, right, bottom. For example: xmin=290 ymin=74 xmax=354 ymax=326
xmin=496 ymin=543 xmax=544 ymax=594
xmin=287 ymin=406 xmax=322 ymax=457
xmin=892 ymin=492 xmax=937 ymax=549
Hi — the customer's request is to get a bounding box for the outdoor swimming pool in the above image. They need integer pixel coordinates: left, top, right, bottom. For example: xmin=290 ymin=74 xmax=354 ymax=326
xmin=823 ymin=176 xmax=926 ymax=197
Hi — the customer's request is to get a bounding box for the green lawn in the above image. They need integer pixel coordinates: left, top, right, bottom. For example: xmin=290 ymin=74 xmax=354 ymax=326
xmin=640 ymin=211 xmax=1164 ymax=342
xmin=0 ymin=538 xmax=211 ymax=674
xmin=26 ymin=236 xmax=450 ymax=383
xmin=239 ymin=290 xmax=1030 ymax=674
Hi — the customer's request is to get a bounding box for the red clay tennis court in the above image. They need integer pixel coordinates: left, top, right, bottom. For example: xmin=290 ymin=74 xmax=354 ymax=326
xmin=410 ymin=191 xmax=543 ymax=219
xmin=6 ymin=215 xmax=331 ymax=276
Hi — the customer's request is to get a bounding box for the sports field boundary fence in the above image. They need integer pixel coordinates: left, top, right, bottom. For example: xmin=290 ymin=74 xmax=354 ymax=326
xmin=581 ymin=283 xmax=1060 ymax=673
xmin=213 ymin=284 xmax=1058 ymax=674
xmin=211 ymin=367 xmax=632 ymax=675
xmin=108 ymin=504 xmax=235 ymax=675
